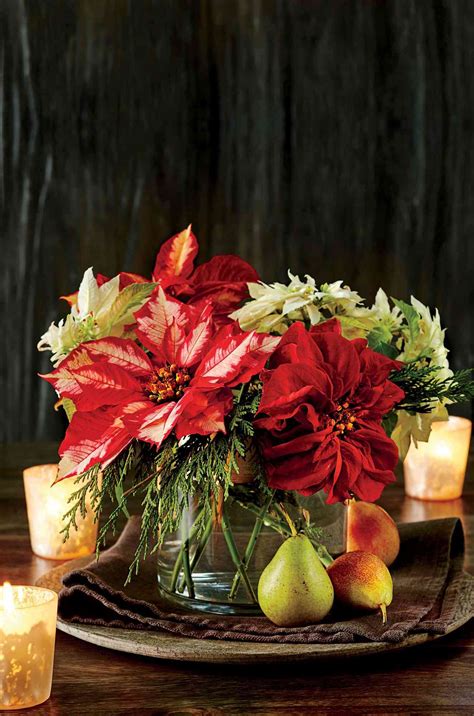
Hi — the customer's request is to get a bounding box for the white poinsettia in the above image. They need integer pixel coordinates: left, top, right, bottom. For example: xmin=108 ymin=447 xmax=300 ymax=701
xmin=391 ymin=403 xmax=449 ymax=461
xmin=336 ymin=289 xmax=404 ymax=342
xmin=315 ymin=281 xmax=364 ymax=313
xmin=370 ymin=288 xmax=404 ymax=333
xmin=231 ymin=272 xmax=366 ymax=334
xmin=398 ymin=297 xmax=451 ymax=381
xmin=389 ymin=296 xmax=452 ymax=456
xmin=230 ymin=272 xmax=320 ymax=333
xmin=38 ymin=268 xmax=154 ymax=365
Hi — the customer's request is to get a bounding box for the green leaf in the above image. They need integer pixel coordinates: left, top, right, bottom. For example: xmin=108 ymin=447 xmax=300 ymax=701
xmin=382 ymin=411 xmax=398 ymax=437
xmin=114 ymin=482 xmax=131 ymax=519
xmin=391 ymin=298 xmax=420 ymax=341
xmin=367 ymin=326 xmax=398 ymax=358
xmin=367 ymin=324 xmax=392 ymax=345
xmin=104 ymin=282 xmax=155 ymax=332
xmin=337 ymin=315 xmax=373 ymax=331
xmin=62 ymin=398 xmax=76 ymax=422
xmin=378 ymin=342 xmax=399 ymax=359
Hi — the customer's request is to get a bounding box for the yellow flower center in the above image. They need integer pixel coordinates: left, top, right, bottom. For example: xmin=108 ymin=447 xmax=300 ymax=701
xmin=146 ymin=364 xmax=191 ymax=404
xmin=327 ymin=401 xmax=357 ymax=435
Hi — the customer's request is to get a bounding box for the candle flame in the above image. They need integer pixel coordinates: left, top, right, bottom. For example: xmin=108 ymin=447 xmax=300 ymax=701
xmin=46 ymin=493 xmax=67 ymax=520
xmin=432 ymin=442 xmax=452 ymax=459
xmin=2 ymin=581 xmax=15 ymax=612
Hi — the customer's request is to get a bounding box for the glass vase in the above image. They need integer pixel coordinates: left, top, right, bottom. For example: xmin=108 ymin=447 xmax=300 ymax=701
xmin=157 ymin=488 xmax=346 ymax=616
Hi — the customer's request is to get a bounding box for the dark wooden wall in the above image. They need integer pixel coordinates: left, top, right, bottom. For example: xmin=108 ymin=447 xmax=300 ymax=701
xmin=1 ymin=0 xmax=473 ymax=442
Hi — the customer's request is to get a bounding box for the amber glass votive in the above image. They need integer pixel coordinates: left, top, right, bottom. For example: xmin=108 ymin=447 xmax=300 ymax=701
xmin=404 ymin=417 xmax=472 ymax=501
xmin=23 ymin=464 xmax=98 ymax=559
xmin=0 ymin=583 xmax=58 ymax=710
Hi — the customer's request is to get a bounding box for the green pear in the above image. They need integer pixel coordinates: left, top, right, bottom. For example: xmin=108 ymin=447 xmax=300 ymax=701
xmin=258 ymin=534 xmax=334 ymax=626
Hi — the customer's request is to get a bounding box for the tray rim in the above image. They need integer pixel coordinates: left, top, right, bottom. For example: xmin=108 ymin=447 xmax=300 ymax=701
xmin=36 ymin=558 xmax=473 ymax=664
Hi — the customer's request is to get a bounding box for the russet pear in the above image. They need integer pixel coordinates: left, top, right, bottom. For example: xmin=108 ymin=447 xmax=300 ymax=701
xmin=327 ymin=550 xmax=393 ymax=623
xmin=258 ymin=534 xmax=334 ymax=627
xmin=346 ymin=500 xmax=400 ymax=566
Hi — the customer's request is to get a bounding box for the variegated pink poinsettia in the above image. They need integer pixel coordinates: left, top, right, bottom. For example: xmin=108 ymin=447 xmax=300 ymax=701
xmin=41 ymin=288 xmax=279 ymax=481
xmin=61 ymin=225 xmax=259 ymax=321
xmin=152 ymin=225 xmax=260 ymax=319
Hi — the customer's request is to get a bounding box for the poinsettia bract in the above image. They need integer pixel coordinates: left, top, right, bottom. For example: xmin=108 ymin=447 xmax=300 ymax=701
xmin=41 ymin=289 xmax=278 ymax=480
xmin=255 ymin=319 xmax=405 ymax=503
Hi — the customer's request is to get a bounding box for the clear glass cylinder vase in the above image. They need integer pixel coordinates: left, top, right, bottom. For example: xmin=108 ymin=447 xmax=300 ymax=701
xmin=157 ymin=489 xmax=346 ymax=616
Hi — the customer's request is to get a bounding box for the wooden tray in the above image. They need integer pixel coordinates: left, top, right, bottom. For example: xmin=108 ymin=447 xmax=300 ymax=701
xmin=37 ymin=559 xmax=472 ymax=664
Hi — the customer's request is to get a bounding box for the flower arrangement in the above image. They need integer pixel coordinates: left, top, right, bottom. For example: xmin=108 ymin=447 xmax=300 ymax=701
xmin=39 ymin=226 xmax=474 ymax=612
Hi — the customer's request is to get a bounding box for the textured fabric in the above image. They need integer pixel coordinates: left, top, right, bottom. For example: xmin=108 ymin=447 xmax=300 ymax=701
xmin=59 ymin=517 xmax=474 ymax=644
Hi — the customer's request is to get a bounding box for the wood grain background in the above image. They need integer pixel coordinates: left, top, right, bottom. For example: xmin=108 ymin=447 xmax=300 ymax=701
xmin=1 ymin=0 xmax=473 ymax=442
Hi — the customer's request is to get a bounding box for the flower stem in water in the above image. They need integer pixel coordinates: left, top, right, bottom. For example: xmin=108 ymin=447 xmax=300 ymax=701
xmin=221 ymin=504 xmax=258 ymax=603
xmin=228 ymin=492 xmax=274 ymax=600
xmin=169 ymin=507 xmax=205 ymax=593
xmin=182 ymin=538 xmax=195 ymax=599
xmin=177 ymin=514 xmax=214 ymax=593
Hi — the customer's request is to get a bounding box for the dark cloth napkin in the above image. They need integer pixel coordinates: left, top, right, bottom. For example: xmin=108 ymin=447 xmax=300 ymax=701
xmin=59 ymin=516 xmax=474 ymax=644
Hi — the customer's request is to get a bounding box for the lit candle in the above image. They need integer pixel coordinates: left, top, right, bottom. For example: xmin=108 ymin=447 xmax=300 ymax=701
xmin=23 ymin=464 xmax=98 ymax=560
xmin=404 ymin=416 xmax=472 ymax=501
xmin=0 ymin=582 xmax=58 ymax=710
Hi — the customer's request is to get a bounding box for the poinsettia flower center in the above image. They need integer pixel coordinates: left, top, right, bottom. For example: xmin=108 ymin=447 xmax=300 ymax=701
xmin=325 ymin=400 xmax=358 ymax=436
xmin=145 ymin=364 xmax=191 ymax=404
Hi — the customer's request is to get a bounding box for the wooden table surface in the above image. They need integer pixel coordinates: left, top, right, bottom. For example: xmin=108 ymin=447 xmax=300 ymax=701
xmin=1 ymin=443 xmax=474 ymax=716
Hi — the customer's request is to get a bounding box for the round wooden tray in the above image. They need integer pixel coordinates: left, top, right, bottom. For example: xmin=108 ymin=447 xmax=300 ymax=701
xmin=37 ymin=559 xmax=471 ymax=664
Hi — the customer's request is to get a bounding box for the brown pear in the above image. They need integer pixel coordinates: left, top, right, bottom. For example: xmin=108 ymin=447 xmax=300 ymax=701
xmin=327 ymin=551 xmax=393 ymax=623
xmin=346 ymin=500 xmax=400 ymax=566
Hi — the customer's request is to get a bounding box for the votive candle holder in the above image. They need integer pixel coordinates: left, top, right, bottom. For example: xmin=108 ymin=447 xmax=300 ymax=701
xmin=403 ymin=416 xmax=472 ymax=501
xmin=23 ymin=464 xmax=98 ymax=560
xmin=0 ymin=583 xmax=58 ymax=710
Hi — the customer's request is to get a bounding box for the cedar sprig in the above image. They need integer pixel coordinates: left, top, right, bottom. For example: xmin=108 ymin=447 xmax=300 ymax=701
xmin=62 ymin=378 xmax=266 ymax=581
xmin=60 ymin=463 xmax=101 ymax=541
xmin=390 ymin=364 xmax=474 ymax=414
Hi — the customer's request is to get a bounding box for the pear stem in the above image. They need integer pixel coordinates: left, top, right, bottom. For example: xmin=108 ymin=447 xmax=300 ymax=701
xmin=278 ymin=503 xmax=298 ymax=538
xmin=228 ymin=491 xmax=275 ymax=600
xmin=380 ymin=603 xmax=388 ymax=625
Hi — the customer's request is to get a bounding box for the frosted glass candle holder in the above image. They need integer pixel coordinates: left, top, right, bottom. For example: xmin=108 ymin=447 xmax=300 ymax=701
xmin=0 ymin=583 xmax=58 ymax=710
xmin=23 ymin=464 xmax=98 ymax=560
xmin=404 ymin=416 xmax=472 ymax=501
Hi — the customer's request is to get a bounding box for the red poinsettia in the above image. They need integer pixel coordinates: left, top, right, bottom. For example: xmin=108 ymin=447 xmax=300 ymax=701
xmin=61 ymin=226 xmax=258 ymax=319
xmin=254 ymin=319 xmax=405 ymax=503
xmin=152 ymin=225 xmax=259 ymax=318
xmin=42 ymin=288 xmax=278 ymax=480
